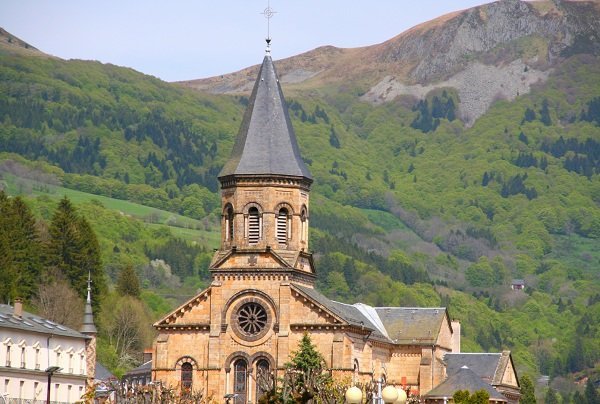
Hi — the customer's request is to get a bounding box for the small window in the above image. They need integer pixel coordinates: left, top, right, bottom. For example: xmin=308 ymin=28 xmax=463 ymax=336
xmin=20 ymin=347 xmax=25 ymax=369
xmin=181 ymin=362 xmax=193 ymax=392
xmin=276 ymin=208 xmax=289 ymax=244
xmin=226 ymin=206 xmax=234 ymax=241
xmin=6 ymin=345 xmax=11 ymax=367
xmin=248 ymin=208 xmax=260 ymax=245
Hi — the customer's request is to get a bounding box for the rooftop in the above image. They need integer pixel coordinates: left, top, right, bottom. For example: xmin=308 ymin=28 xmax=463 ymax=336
xmin=0 ymin=304 xmax=88 ymax=339
xmin=219 ymin=54 xmax=312 ymax=181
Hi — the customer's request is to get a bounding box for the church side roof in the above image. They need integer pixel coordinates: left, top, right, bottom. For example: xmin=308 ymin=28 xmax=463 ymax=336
xmin=424 ymin=366 xmax=507 ymax=401
xmin=444 ymin=353 xmax=502 ymax=384
xmin=219 ymin=54 xmax=312 ymax=180
xmin=292 ymin=285 xmax=451 ymax=345
xmin=375 ymin=307 xmax=448 ymax=344
xmin=291 ymin=284 xmax=388 ymax=342
xmin=0 ymin=304 xmax=88 ymax=339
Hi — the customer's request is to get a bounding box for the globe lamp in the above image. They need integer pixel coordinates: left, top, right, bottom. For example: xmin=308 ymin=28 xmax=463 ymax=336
xmin=395 ymin=388 xmax=407 ymax=404
xmin=345 ymin=386 xmax=363 ymax=404
xmin=382 ymin=385 xmax=400 ymax=403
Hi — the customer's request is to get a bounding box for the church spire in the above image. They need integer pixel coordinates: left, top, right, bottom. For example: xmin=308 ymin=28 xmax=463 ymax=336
xmin=218 ymin=48 xmax=312 ymax=182
xmin=80 ymin=272 xmax=97 ymax=335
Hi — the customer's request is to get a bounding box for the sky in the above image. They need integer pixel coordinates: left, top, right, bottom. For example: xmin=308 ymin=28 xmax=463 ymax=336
xmin=0 ymin=1 xmax=491 ymax=82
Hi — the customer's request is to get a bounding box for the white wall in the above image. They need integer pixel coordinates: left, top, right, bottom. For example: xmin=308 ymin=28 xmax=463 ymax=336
xmin=0 ymin=328 xmax=87 ymax=403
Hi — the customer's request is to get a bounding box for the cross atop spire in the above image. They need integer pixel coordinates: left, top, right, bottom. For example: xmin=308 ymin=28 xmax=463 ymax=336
xmin=261 ymin=1 xmax=277 ymax=44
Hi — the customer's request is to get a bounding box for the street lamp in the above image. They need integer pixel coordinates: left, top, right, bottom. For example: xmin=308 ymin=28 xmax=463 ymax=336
xmin=345 ymin=386 xmax=363 ymax=403
xmin=381 ymin=385 xmax=399 ymax=403
xmin=45 ymin=366 xmax=62 ymax=404
xmin=394 ymin=388 xmax=407 ymax=404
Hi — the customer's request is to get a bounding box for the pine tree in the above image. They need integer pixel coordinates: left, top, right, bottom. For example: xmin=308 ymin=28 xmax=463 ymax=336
xmin=520 ymin=374 xmax=536 ymax=404
xmin=117 ymin=265 xmax=141 ymax=298
xmin=545 ymin=388 xmax=559 ymax=404
xmin=586 ymin=378 xmax=599 ymax=404
xmin=45 ymin=197 xmax=104 ymax=311
xmin=289 ymin=333 xmax=325 ymax=373
xmin=0 ymin=192 xmax=42 ymax=301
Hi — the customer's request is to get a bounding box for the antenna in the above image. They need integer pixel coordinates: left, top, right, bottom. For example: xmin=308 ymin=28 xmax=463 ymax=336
xmin=261 ymin=0 xmax=277 ymax=53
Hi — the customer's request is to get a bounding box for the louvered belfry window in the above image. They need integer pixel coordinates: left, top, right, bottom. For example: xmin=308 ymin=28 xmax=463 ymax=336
xmin=248 ymin=207 xmax=260 ymax=245
xmin=277 ymin=208 xmax=288 ymax=244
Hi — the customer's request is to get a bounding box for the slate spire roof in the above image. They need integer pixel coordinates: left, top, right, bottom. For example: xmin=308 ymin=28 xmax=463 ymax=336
xmin=219 ymin=50 xmax=312 ymax=180
xmin=80 ymin=272 xmax=97 ymax=334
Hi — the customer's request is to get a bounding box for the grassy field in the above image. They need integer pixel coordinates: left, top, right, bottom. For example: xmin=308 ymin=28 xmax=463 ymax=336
xmin=1 ymin=173 xmax=204 ymax=229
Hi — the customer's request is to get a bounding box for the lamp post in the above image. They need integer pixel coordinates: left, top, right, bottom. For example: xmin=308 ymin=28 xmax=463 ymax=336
xmin=45 ymin=366 xmax=62 ymax=404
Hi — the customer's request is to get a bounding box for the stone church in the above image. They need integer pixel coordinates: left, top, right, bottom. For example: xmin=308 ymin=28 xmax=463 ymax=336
xmin=151 ymin=46 xmax=517 ymax=403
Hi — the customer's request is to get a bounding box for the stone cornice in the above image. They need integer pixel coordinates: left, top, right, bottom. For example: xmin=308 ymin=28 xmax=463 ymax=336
xmin=219 ymin=174 xmax=312 ymax=191
xmin=154 ymin=323 xmax=211 ymax=332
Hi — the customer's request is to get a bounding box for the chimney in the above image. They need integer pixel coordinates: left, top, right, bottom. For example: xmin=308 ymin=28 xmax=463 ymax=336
xmin=13 ymin=298 xmax=23 ymax=318
xmin=143 ymin=348 xmax=153 ymax=364
xmin=451 ymin=319 xmax=461 ymax=353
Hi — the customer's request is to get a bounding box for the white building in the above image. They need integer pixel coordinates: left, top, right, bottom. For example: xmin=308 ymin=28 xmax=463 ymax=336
xmin=0 ymin=287 xmax=96 ymax=403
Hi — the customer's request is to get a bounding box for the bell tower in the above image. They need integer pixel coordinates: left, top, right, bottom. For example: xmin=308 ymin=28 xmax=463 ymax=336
xmin=210 ymin=42 xmax=315 ymax=284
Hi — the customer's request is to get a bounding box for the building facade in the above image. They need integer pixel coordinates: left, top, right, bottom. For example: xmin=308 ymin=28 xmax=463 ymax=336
xmin=0 ymin=294 xmax=96 ymax=403
xmin=152 ymin=46 xmax=463 ymax=403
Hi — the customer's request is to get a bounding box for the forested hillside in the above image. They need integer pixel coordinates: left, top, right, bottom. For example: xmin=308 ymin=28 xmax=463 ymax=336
xmin=0 ymin=3 xmax=599 ymax=396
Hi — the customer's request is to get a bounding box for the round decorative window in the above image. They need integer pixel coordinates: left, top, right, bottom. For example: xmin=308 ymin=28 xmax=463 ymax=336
xmin=230 ymin=298 xmax=273 ymax=342
xmin=237 ymin=302 xmax=268 ymax=336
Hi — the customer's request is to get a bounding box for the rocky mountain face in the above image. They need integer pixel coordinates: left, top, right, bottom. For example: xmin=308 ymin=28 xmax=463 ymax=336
xmin=182 ymin=0 xmax=600 ymax=125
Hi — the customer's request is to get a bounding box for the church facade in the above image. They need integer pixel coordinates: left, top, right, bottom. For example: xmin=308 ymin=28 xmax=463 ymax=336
xmin=152 ymin=48 xmax=461 ymax=403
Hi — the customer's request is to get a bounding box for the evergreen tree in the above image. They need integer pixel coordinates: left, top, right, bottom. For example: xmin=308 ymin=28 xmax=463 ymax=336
xmin=45 ymin=197 xmax=104 ymax=311
xmin=288 ymin=333 xmax=325 ymax=373
xmin=329 ymin=125 xmax=340 ymax=149
xmin=586 ymin=378 xmax=599 ymax=404
xmin=0 ymin=192 xmax=42 ymax=301
xmin=117 ymin=265 xmax=141 ymax=298
xmin=520 ymin=374 xmax=536 ymax=404
xmin=545 ymin=388 xmax=559 ymax=404
xmin=540 ymin=99 xmax=552 ymax=126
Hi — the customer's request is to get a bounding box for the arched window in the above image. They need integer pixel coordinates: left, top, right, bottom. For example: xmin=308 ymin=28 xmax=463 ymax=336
xmin=300 ymin=208 xmax=308 ymax=243
xmin=248 ymin=207 xmax=260 ymax=245
xmin=181 ymin=362 xmax=193 ymax=392
xmin=276 ymin=208 xmax=289 ymax=244
xmin=233 ymin=359 xmax=248 ymax=404
xmin=226 ymin=205 xmax=234 ymax=241
xmin=255 ymin=359 xmax=270 ymax=401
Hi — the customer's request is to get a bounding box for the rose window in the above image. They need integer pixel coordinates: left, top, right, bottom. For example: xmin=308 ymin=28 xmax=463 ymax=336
xmin=236 ymin=302 xmax=268 ymax=336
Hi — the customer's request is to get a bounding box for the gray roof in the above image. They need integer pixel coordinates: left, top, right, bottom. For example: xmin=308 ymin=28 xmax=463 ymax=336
xmin=375 ymin=307 xmax=447 ymax=344
xmin=219 ymin=54 xmax=312 ymax=180
xmin=424 ymin=366 xmax=507 ymax=401
xmin=95 ymin=362 xmax=116 ymax=381
xmin=444 ymin=353 xmax=502 ymax=383
xmin=125 ymin=360 xmax=152 ymax=376
xmin=0 ymin=304 xmax=88 ymax=339
xmin=292 ymin=285 xmax=449 ymax=344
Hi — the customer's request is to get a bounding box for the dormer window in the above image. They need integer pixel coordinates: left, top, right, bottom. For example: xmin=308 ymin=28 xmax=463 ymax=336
xmin=248 ymin=207 xmax=260 ymax=245
xmin=277 ymin=208 xmax=290 ymax=244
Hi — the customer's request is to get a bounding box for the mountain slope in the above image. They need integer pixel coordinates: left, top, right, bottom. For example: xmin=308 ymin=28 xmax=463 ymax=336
xmin=0 ymin=0 xmax=599 ymax=389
